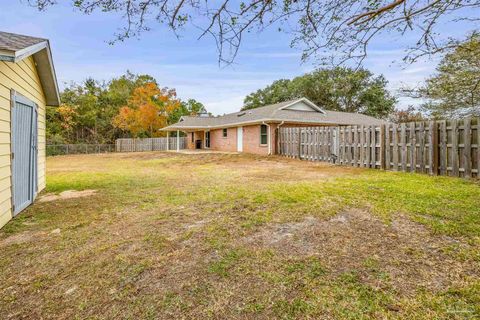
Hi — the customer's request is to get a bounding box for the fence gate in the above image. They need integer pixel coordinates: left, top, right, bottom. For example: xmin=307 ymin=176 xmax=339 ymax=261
xmin=11 ymin=93 xmax=38 ymax=216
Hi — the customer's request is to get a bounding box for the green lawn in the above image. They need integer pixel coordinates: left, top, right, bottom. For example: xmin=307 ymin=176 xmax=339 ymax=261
xmin=0 ymin=152 xmax=479 ymax=319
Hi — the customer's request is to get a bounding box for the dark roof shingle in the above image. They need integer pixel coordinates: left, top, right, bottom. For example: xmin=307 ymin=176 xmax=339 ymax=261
xmin=0 ymin=31 xmax=47 ymax=52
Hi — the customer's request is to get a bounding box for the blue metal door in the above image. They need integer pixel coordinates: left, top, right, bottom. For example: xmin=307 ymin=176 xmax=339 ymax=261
xmin=11 ymin=93 xmax=37 ymax=216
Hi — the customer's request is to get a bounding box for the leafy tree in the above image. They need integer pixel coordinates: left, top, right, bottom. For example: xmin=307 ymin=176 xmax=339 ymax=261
xmin=47 ymin=72 xmax=203 ymax=144
xmin=46 ymin=104 xmax=77 ymax=144
xmin=168 ymin=99 xmax=207 ymax=125
xmin=388 ymin=106 xmax=425 ymax=123
xmin=112 ymin=82 xmax=182 ymax=137
xmin=243 ymin=67 xmax=396 ymax=119
xmin=182 ymin=99 xmax=206 ymax=116
xmin=29 ymin=0 xmax=480 ymax=65
xmin=403 ymin=34 xmax=480 ymax=118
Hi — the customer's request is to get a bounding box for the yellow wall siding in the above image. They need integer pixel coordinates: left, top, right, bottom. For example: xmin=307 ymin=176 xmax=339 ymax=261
xmin=0 ymin=56 xmax=47 ymax=229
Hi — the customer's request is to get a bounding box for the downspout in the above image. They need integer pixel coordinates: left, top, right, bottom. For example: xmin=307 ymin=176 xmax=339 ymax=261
xmin=276 ymin=121 xmax=285 ymax=155
xmin=262 ymin=121 xmax=272 ymax=155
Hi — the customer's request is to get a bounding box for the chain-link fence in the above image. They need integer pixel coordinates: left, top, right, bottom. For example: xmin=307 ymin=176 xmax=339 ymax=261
xmin=46 ymin=144 xmax=115 ymax=156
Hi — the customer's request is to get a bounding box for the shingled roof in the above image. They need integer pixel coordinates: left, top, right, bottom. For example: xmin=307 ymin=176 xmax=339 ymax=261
xmin=163 ymin=98 xmax=385 ymax=131
xmin=0 ymin=31 xmax=60 ymax=106
xmin=0 ymin=32 xmax=47 ymax=53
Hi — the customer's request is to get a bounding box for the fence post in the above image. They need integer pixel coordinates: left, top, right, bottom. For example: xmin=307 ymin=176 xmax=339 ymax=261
xmin=380 ymin=124 xmax=386 ymax=170
xmin=297 ymin=128 xmax=302 ymax=159
xmin=451 ymin=120 xmax=459 ymax=176
xmin=464 ymin=117 xmax=472 ymax=178
xmin=276 ymin=128 xmax=280 ymax=155
xmin=429 ymin=121 xmax=438 ymax=175
xmin=332 ymin=127 xmax=338 ymax=160
xmin=477 ymin=117 xmax=480 ymax=178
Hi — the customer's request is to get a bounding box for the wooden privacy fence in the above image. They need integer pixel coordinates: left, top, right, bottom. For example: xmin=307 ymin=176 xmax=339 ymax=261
xmin=278 ymin=117 xmax=480 ymax=178
xmin=116 ymin=137 xmax=187 ymax=152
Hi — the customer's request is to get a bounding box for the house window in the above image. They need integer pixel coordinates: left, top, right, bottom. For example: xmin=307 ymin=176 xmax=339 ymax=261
xmin=191 ymin=132 xmax=194 ymax=143
xmin=205 ymin=131 xmax=210 ymax=148
xmin=222 ymin=128 xmax=227 ymax=138
xmin=260 ymin=124 xmax=268 ymax=145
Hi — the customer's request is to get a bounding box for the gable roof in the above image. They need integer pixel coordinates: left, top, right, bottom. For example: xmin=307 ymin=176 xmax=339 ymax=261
xmin=162 ymin=98 xmax=385 ymax=131
xmin=0 ymin=31 xmax=60 ymax=106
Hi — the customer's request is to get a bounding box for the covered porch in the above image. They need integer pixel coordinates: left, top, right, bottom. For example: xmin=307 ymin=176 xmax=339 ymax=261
xmin=165 ymin=129 xmax=211 ymax=151
xmin=167 ymin=149 xmax=237 ymax=155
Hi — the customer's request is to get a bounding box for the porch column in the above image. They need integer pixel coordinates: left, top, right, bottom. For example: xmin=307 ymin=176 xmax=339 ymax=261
xmin=166 ymin=131 xmax=169 ymax=150
xmin=176 ymin=130 xmax=180 ymax=152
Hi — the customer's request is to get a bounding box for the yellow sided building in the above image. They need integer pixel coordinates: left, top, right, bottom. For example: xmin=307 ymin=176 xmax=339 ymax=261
xmin=0 ymin=31 xmax=60 ymax=229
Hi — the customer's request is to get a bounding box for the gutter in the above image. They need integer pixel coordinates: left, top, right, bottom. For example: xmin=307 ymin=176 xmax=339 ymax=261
xmin=0 ymin=54 xmax=15 ymax=62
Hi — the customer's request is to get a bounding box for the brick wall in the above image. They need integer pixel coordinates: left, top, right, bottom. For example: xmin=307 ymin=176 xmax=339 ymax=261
xmin=210 ymin=127 xmax=237 ymax=152
xmin=185 ymin=123 xmax=279 ymax=155
xmin=241 ymin=124 xmax=276 ymax=155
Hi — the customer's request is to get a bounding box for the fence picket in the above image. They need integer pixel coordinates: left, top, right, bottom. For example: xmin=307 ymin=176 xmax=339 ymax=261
xmin=400 ymin=124 xmax=407 ymax=171
xmin=464 ymin=118 xmax=472 ymax=178
xmin=419 ymin=122 xmax=425 ymax=173
xmin=477 ymin=118 xmax=480 ymax=177
xmin=409 ymin=122 xmax=415 ymax=172
xmin=440 ymin=121 xmax=447 ymax=175
xmin=451 ymin=120 xmax=459 ymax=176
xmin=116 ymin=137 xmax=187 ymax=152
xmin=385 ymin=124 xmax=390 ymax=170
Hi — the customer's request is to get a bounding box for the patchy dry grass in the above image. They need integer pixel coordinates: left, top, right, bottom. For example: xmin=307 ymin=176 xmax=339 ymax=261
xmin=0 ymin=152 xmax=479 ymax=319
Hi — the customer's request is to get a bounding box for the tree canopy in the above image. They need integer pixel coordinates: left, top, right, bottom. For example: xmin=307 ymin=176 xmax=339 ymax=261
xmin=112 ymin=82 xmax=182 ymax=137
xmin=29 ymin=0 xmax=480 ymax=65
xmin=47 ymin=72 xmax=206 ymax=144
xmin=403 ymin=34 xmax=480 ymax=118
xmin=388 ymin=106 xmax=425 ymax=123
xmin=243 ymin=67 xmax=397 ymax=119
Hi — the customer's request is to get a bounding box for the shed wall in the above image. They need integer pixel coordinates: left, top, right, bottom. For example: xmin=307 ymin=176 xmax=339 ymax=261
xmin=0 ymin=56 xmax=46 ymax=228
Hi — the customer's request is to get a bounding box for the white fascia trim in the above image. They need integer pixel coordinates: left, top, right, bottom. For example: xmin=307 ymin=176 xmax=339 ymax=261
xmin=14 ymin=41 xmax=48 ymax=63
xmin=0 ymin=41 xmax=60 ymax=106
xmin=279 ymin=97 xmax=326 ymax=114
xmin=43 ymin=42 xmax=61 ymax=105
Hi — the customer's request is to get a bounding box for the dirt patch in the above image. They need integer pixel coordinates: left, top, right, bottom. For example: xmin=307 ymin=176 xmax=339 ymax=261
xmin=38 ymin=190 xmax=97 ymax=203
xmin=243 ymin=209 xmax=477 ymax=294
xmin=0 ymin=231 xmax=46 ymax=247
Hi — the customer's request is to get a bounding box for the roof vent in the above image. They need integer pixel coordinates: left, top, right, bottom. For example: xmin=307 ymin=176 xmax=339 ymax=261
xmin=198 ymin=106 xmax=210 ymax=117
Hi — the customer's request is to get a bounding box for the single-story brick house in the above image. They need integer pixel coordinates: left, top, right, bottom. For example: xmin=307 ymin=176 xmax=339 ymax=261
xmin=162 ymin=98 xmax=384 ymax=155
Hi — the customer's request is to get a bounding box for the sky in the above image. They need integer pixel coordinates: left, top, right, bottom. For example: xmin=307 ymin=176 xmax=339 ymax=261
xmin=1 ymin=1 xmax=475 ymax=115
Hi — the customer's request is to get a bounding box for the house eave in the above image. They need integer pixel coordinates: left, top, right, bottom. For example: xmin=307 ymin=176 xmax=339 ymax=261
xmin=161 ymin=118 xmax=360 ymax=131
xmin=32 ymin=43 xmax=60 ymax=106
xmin=0 ymin=41 xmax=60 ymax=106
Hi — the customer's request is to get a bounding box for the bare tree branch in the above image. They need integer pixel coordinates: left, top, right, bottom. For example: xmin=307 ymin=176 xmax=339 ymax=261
xmin=27 ymin=0 xmax=480 ymax=67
